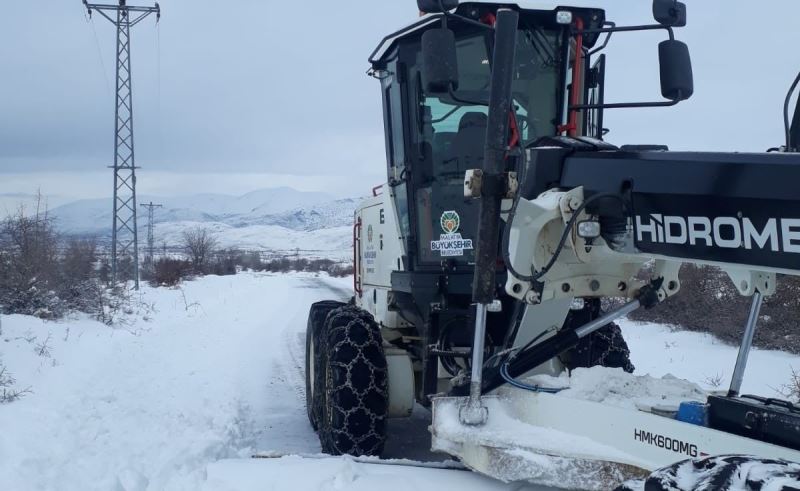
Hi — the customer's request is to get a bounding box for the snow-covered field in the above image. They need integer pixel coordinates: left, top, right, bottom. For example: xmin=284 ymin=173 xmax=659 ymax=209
xmin=1 ymin=272 xmax=798 ymax=490
xmin=621 ymin=319 xmax=800 ymax=397
xmin=152 ymin=222 xmax=353 ymax=261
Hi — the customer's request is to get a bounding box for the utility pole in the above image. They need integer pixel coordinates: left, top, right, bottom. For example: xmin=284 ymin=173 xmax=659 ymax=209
xmin=83 ymin=0 xmax=161 ymax=290
xmin=140 ymin=201 xmax=163 ymax=266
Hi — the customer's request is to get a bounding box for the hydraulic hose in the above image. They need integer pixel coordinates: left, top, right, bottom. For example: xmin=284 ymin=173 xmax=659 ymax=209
xmin=503 ymin=192 xmax=627 ymax=283
xmin=784 ymin=71 xmax=800 ymax=151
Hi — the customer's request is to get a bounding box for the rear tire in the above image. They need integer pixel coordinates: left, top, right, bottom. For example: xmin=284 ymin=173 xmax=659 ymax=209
xmin=318 ymin=305 xmax=388 ymax=456
xmin=305 ymin=300 xmax=345 ymax=431
xmin=563 ymin=302 xmax=635 ymax=373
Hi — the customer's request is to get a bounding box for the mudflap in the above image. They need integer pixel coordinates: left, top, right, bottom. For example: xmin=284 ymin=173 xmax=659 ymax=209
xmin=430 ymin=396 xmax=649 ymax=490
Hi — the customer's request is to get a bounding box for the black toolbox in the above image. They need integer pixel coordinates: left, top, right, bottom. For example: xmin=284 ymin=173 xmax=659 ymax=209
xmin=708 ymin=395 xmax=800 ymax=450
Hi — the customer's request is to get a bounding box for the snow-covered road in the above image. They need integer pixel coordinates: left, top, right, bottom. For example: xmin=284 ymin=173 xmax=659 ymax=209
xmin=0 ymin=273 xmax=536 ymax=490
xmin=2 ymin=272 xmax=799 ymax=490
xmin=1 ymin=273 xmax=326 ymax=489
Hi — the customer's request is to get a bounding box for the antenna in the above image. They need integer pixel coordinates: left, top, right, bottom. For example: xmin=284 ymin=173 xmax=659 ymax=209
xmin=83 ymin=0 xmax=161 ymax=290
xmin=140 ymin=201 xmax=163 ymax=268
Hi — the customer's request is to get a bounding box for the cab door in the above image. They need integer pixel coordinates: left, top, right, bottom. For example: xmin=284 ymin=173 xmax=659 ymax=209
xmin=357 ymin=197 xmax=406 ymax=329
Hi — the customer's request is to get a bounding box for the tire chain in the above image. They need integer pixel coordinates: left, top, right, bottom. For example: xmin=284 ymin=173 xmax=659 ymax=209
xmin=565 ymin=322 xmax=636 ymax=374
xmin=589 ymin=323 xmax=635 ymax=373
xmin=320 ymin=306 xmax=388 ymax=456
xmin=615 ymin=455 xmax=800 ymax=491
xmin=306 ymin=301 xmax=344 ymax=431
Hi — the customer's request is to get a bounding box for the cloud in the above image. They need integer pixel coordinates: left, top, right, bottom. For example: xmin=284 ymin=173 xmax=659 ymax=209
xmin=1 ymin=0 xmax=799 ymax=199
xmin=0 ymin=0 xmax=411 ymax=182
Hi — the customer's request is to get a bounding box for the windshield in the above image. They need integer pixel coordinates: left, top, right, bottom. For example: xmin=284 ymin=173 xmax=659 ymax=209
xmin=424 ymin=25 xmax=563 ymax=146
xmin=411 ymin=24 xmax=564 ymax=265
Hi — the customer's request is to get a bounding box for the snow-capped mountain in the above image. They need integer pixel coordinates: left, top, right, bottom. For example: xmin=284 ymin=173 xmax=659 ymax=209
xmin=49 ymin=187 xmax=340 ymax=235
xmin=232 ymin=197 xmax=362 ymax=230
xmin=44 ymin=188 xmax=364 ymax=259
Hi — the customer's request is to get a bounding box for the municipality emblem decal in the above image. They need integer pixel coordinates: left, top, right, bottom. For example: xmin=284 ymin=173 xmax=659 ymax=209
xmin=440 ymin=211 xmax=460 ymax=234
xmin=431 ymin=210 xmax=472 ymax=257
xmin=367 ymin=224 xmax=374 ymax=242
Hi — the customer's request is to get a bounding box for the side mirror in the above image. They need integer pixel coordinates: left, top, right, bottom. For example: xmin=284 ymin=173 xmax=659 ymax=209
xmin=653 ymin=0 xmax=687 ymax=27
xmin=659 ymin=40 xmax=694 ymax=101
xmin=422 ymin=28 xmax=459 ymax=93
xmin=418 ymin=0 xmax=458 ymax=14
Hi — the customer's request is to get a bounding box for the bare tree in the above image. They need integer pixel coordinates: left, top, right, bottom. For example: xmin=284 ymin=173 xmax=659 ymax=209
xmin=182 ymin=227 xmax=218 ymax=273
xmin=0 ymin=192 xmax=136 ymax=323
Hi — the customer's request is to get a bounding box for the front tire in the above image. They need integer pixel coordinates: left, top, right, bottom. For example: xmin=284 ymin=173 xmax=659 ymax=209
xmin=615 ymin=455 xmax=800 ymax=490
xmin=305 ymin=301 xmax=345 ymax=431
xmin=318 ymin=305 xmax=388 ymax=456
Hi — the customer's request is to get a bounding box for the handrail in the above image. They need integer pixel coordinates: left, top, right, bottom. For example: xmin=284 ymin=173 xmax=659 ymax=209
xmin=353 ymin=217 xmax=363 ymax=297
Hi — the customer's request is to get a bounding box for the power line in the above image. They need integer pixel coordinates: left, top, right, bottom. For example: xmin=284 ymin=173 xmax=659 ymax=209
xmin=82 ymin=0 xmax=161 ymax=290
xmin=156 ymin=22 xmax=163 ymax=158
xmin=83 ymin=8 xmax=112 ymax=97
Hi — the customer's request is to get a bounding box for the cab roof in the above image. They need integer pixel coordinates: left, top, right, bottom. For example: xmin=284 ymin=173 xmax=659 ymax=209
xmin=461 ymin=0 xmax=602 ymax=10
xmin=370 ymin=1 xmax=606 ymax=66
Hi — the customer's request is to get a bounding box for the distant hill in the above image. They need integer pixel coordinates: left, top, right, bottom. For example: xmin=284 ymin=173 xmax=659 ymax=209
xmin=49 ymin=187 xmax=339 ymax=235
xmin=44 ymin=187 xmax=365 ymax=260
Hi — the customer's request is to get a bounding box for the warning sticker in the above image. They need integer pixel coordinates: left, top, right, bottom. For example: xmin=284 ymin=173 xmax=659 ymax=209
xmin=431 ymin=211 xmax=473 ymax=257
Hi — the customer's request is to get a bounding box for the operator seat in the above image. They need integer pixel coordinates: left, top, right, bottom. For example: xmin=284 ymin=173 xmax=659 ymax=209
xmin=452 ymin=112 xmax=487 ymax=174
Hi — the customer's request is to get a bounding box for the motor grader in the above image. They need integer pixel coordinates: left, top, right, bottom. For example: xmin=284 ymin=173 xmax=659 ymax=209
xmin=305 ymin=1 xmax=800 ymax=488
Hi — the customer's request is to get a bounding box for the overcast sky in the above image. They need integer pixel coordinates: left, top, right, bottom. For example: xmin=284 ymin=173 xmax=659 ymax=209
xmin=1 ymin=1 xmax=799 ymax=200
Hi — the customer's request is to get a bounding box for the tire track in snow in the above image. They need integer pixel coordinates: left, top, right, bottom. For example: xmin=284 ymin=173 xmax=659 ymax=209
xmin=248 ymin=274 xmax=354 ymax=457
xmin=279 ymin=276 xmax=351 ymax=403
xmin=280 ymin=327 xmax=307 ymax=402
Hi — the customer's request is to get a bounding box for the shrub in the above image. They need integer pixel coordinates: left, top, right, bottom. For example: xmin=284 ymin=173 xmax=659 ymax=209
xmin=628 ymin=265 xmax=800 ymax=354
xmin=259 ymin=255 xmax=353 ymax=276
xmin=57 ymin=239 xmax=102 ymax=313
xmin=0 ymin=204 xmax=61 ymax=318
xmin=237 ymin=251 xmax=265 ymax=272
xmin=208 ymin=249 xmax=238 ymax=276
xmin=150 ymin=258 xmax=194 ymax=287
xmin=329 ymin=263 xmax=355 ymax=277
xmin=60 ymin=238 xmax=97 ymax=282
